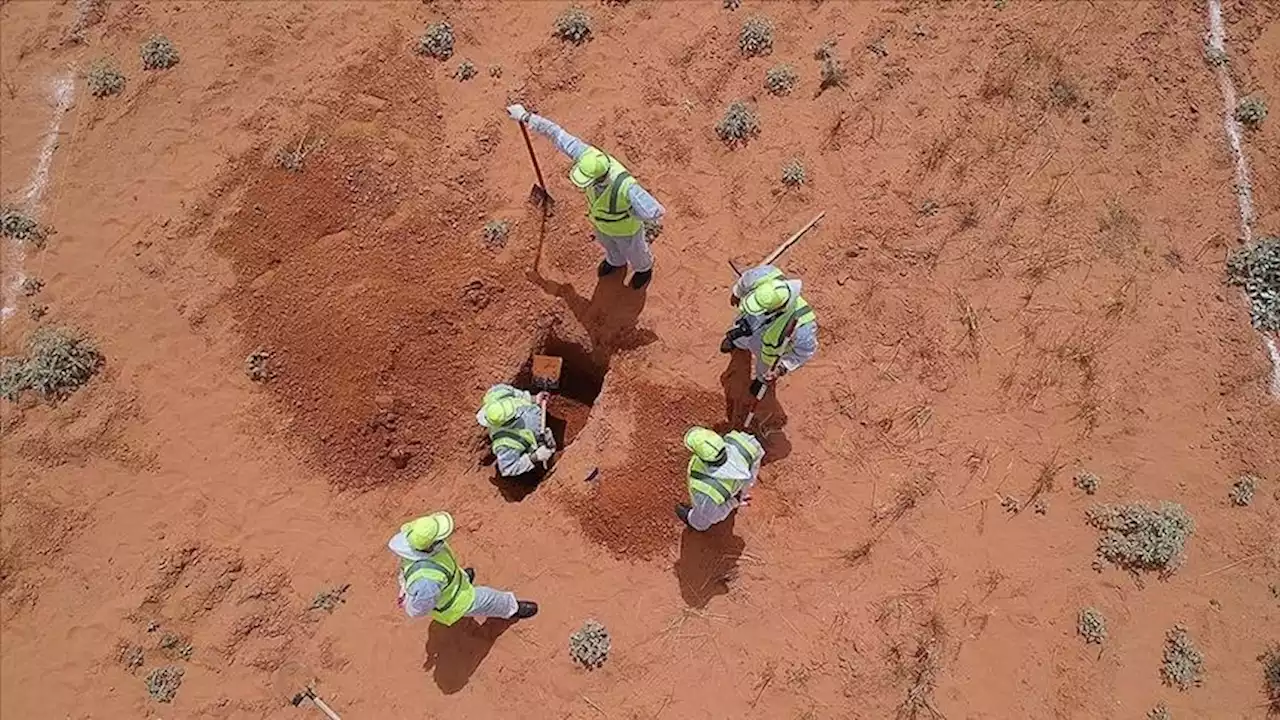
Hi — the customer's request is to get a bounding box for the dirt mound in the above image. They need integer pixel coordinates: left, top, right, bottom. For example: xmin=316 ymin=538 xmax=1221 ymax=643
xmin=206 ymin=37 xmax=559 ymax=489
xmin=564 ymin=380 xmax=725 ymax=557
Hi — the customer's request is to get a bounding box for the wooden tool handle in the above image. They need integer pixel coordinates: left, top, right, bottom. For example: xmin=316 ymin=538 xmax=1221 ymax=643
xmin=761 ymin=211 xmax=825 ymax=267
xmin=519 ymin=122 xmax=548 ymax=190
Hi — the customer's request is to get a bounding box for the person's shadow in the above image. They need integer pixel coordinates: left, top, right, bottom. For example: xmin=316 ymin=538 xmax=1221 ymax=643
xmin=673 ymin=513 xmax=747 ymax=608
xmin=718 ymin=350 xmax=792 ymax=465
xmin=422 ymin=617 xmax=513 ymax=693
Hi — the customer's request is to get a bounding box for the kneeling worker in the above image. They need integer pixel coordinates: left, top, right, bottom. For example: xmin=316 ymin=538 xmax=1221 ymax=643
xmin=721 ymin=264 xmax=818 ymax=395
xmin=477 ymin=384 xmax=555 ymax=476
xmin=676 ymin=426 xmax=765 ymax=531
xmin=389 ymin=511 xmax=538 ymax=623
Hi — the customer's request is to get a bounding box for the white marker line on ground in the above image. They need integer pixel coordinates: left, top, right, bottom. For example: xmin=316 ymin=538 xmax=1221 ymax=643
xmin=1 ymin=71 xmax=74 ymax=322
xmin=1204 ymin=0 xmax=1279 ymax=398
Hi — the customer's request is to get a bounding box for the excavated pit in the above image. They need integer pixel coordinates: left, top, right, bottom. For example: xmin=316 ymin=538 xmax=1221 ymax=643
xmin=488 ymin=336 xmax=607 ymax=500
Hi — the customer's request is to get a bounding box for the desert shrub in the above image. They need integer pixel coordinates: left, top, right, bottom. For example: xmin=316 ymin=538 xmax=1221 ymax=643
xmin=781 ymin=158 xmax=806 ymax=187
xmin=1204 ymin=46 xmax=1228 ymax=67
xmin=489 ymin=65 xmax=502 ymax=78
xmin=715 ymin=101 xmax=759 ymax=146
xmin=1262 ymin=645 xmax=1280 ymax=714
xmin=245 ymin=350 xmax=273 ymax=382
xmin=1226 ymin=236 xmax=1280 ymax=333
xmin=1086 ymin=502 xmax=1193 ymax=575
xmin=1049 ymin=79 xmax=1079 ymax=108
xmin=157 ymin=632 xmax=193 ymax=660
xmin=1236 ymin=95 xmax=1267 ymax=129
xmin=1076 ymin=607 xmax=1106 ymax=644
xmin=417 ymin=21 xmax=454 ymax=59
xmin=145 ymin=665 xmax=183 ymax=703
xmin=723 ymin=0 xmax=741 ymax=9
xmin=0 ymin=327 xmax=103 ymax=402
xmin=140 ymin=35 xmax=179 ymax=70
xmin=86 ymin=59 xmax=125 ymax=97
xmin=454 ymin=59 xmax=477 ymax=81
xmin=0 ymin=207 xmax=47 ymax=246
xmin=739 ymin=16 xmax=773 ymax=57
xmin=119 ymin=644 xmax=144 ymax=672
xmin=1160 ymin=625 xmax=1203 ymax=691
xmin=643 ymin=219 xmax=662 ymax=243
xmin=482 ymin=219 xmax=509 ymax=248
xmin=1229 ymin=475 xmax=1257 ymax=506
xmin=310 ymin=583 xmax=350 ymax=612
xmin=20 ymin=277 xmax=43 ymax=297
xmin=1074 ymin=470 xmax=1100 ymax=495
xmin=1147 ymin=704 xmax=1171 ymax=720
xmin=764 ymin=64 xmax=797 ymax=96
xmin=569 ymin=619 xmax=610 ymax=669
xmin=820 ymin=52 xmax=846 ymax=90
xmin=554 ymin=6 xmax=592 ymax=45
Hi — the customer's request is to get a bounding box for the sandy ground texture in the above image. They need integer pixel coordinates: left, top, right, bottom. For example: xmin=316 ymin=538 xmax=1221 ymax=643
xmin=2 ymin=1 xmax=1279 ymax=718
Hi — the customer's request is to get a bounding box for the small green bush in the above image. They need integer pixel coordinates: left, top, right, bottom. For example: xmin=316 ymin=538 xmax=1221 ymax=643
xmin=764 ymin=64 xmax=797 ymax=96
xmin=140 ymin=35 xmax=179 ymax=70
xmin=1074 ymin=470 xmax=1100 ymax=495
xmin=554 ymin=6 xmax=592 ymax=45
xmin=1226 ymin=237 xmax=1280 ymax=333
xmin=781 ymin=158 xmax=806 ymax=187
xmin=1086 ymin=502 xmax=1194 ymax=575
xmin=1236 ymin=95 xmax=1267 ymax=129
xmin=86 ymin=59 xmax=125 ymax=97
xmin=0 ymin=327 xmax=103 ymax=402
xmin=417 ymin=22 xmax=454 ymax=59
xmin=0 ymin=208 xmax=46 ymax=247
xmin=738 ymin=16 xmax=773 ymax=57
xmin=716 ymin=101 xmax=759 ymax=146
xmin=1229 ymin=475 xmax=1257 ymax=506
xmin=1159 ymin=625 xmax=1203 ymax=691
xmin=454 ymin=59 xmax=477 ymax=81
xmin=1077 ymin=607 xmax=1106 ymax=644
xmin=482 ymin=219 xmax=509 ymax=248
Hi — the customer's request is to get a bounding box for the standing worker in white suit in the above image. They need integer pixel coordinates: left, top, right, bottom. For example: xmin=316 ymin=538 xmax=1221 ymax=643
xmin=506 ymin=104 xmax=666 ymax=290
xmin=721 ymin=264 xmax=819 ymax=396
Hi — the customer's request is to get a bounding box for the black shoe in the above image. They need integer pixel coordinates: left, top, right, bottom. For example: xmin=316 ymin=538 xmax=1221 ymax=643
xmin=513 ymin=600 xmax=539 ymax=619
xmin=719 ymin=335 xmax=734 ymax=354
xmin=629 ymin=269 xmax=653 ymax=290
xmin=674 ymin=503 xmax=692 ymax=526
xmin=749 ymin=379 xmax=764 ymax=396
xmin=464 ymin=567 xmax=476 ymax=583
xmin=597 ymin=260 xmax=624 ymax=277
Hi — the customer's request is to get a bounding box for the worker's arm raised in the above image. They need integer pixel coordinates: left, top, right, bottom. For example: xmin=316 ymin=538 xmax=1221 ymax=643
xmin=403 ymin=577 xmax=442 ymax=618
xmin=508 ymin=106 xmax=589 ymax=162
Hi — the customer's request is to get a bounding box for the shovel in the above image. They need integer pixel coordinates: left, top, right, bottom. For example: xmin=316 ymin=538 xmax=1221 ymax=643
xmin=531 ymin=354 xmax=563 ymax=468
xmin=519 ymin=122 xmax=554 ymax=211
xmin=290 ymin=686 xmax=342 ymax=720
xmin=742 ymin=314 xmax=801 ymax=429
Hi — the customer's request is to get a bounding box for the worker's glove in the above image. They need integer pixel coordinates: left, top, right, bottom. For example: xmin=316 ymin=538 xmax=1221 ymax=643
xmin=730 ymin=293 xmax=741 ymax=308
xmin=507 ymin=104 xmax=531 ymax=123
xmin=532 ymin=446 xmax=554 ymax=462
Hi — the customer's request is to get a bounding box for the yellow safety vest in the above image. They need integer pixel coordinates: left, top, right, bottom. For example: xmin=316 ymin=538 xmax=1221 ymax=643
xmin=585 ymin=151 xmax=642 ymax=237
xmin=761 ymin=296 xmax=815 ymax=367
xmin=687 ymin=432 xmax=762 ymax=504
xmin=400 ymin=542 xmax=476 ymax=626
xmin=483 ymin=387 xmax=539 ymax=455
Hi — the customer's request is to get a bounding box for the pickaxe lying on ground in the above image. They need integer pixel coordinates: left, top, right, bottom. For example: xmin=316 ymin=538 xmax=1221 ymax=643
xmin=291 ymin=685 xmax=342 ymax=720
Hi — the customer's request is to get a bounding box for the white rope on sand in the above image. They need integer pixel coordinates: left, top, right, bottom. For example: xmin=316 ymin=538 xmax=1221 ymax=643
xmin=2 ymin=72 xmax=74 ymax=322
xmin=1204 ymin=0 xmax=1280 ymax=398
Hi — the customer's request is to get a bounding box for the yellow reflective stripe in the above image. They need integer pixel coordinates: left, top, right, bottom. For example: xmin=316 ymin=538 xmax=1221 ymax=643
xmin=492 ymin=428 xmax=536 ymax=452
xmin=608 ymin=171 xmax=633 ymax=214
xmin=688 ymin=468 xmax=734 ymax=503
xmin=724 ymin=434 xmax=758 ymax=464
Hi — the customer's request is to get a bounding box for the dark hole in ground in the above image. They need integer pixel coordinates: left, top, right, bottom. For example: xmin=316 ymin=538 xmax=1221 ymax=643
xmin=487 ymin=336 xmax=607 ymax=502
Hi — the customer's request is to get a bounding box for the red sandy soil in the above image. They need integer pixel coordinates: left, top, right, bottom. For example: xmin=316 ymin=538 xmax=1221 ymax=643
xmin=2 ymin=1 xmax=1279 ymax=718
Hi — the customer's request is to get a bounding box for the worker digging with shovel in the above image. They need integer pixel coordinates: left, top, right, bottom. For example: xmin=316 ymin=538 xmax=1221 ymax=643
xmin=721 ymin=264 xmax=819 ymax=421
xmin=506 ymin=104 xmax=666 ymax=290
xmin=676 ymin=426 xmax=765 ymax=531
xmin=477 ymin=383 xmax=556 ymax=477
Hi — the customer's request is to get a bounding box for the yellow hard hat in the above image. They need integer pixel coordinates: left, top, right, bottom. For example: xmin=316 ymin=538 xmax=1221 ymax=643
xmin=483 ymin=386 xmax=511 ymax=405
xmin=742 ymin=278 xmax=792 ymax=316
xmin=684 ymin=426 xmax=727 ymax=463
xmin=569 ymin=147 xmax=611 ymax=189
xmin=484 ymin=397 xmax=521 ymax=426
xmin=401 ymin=512 xmax=455 ymax=551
